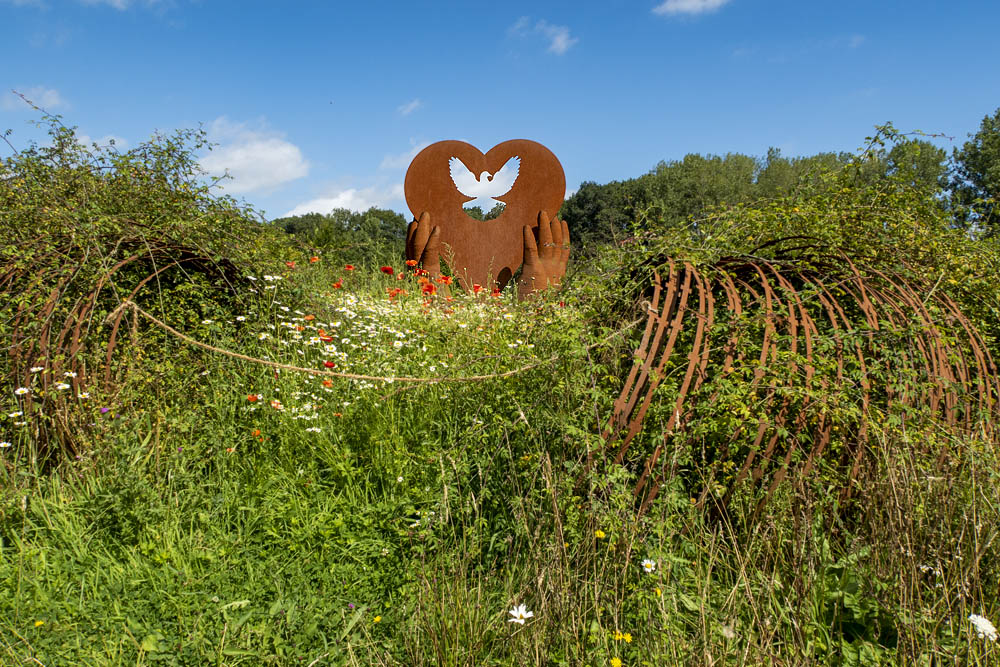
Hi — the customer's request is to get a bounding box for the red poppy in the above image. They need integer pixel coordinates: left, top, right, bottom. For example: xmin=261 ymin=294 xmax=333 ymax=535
xmin=247 ymin=394 xmax=259 ymax=402
xmin=304 ymin=314 xmax=315 ymax=321
xmin=252 ymin=429 xmax=261 ymax=436
xmin=323 ymin=361 xmax=336 ymax=368
xmin=491 ymin=288 xmax=501 ymax=297
xmin=322 ymin=379 xmax=333 ymax=388
xmin=405 ymin=259 xmax=418 ymax=267
xmin=320 ymin=335 xmax=334 ymax=342
xmin=380 ymin=266 xmax=394 ymax=275
xmin=472 ymin=284 xmax=483 ymax=294
xmin=285 ymin=261 xmax=296 ymax=269
xmin=397 ymin=273 xmax=404 ymax=280
xmin=415 ymin=268 xmax=428 ymax=277
xmin=421 ymin=282 xmax=437 ymax=295
xmin=344 ymin=265 xmax=355 ymax=271
xmin=333 ymin=280 xmax=343 ymax=289
xmin=309 ymin=256 xmax=320 ymax=263
xmin=436 ymin=275 xmax=453 ymax=285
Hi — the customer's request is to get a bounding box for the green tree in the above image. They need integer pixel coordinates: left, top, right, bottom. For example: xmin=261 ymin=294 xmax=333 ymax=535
xmin=885 ymin=139 xmax=947 ymax=194
xmin=950 ymin=107 xmax=1000 ymax=233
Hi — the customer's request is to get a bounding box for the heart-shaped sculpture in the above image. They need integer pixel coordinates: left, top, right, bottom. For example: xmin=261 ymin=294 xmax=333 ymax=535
xmin=404 ymin=139 xmax=565 ymax=289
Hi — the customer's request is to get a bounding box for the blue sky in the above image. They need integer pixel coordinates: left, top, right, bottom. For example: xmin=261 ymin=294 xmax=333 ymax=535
xmin=3 ymin=0 xmax=999 ymax=221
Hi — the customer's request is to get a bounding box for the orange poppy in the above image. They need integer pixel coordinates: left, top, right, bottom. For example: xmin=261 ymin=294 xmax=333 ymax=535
xmin=333 ymin=280 xmax=343 ymax=289
xmin=405 ymin=259 xmax=418 ymax=267
xmin=344 ymin=265 xmax=354 ymax=271
xmin=309 ymin=256 xmax=320 ymax=263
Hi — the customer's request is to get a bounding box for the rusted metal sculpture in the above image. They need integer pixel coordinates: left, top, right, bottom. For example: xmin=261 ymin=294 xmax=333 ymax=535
xmin=603 ymin=246 xmax=1000 ymax=517
xmin=404 ymin=140 xmax=568 ymax=297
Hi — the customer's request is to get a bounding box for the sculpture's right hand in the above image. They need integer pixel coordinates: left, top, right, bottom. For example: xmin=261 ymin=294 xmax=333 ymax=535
xmin=405 ymin=212 xmax=442 ymax=276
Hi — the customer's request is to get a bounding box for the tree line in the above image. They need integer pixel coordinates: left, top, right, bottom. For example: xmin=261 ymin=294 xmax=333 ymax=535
xmin=273 ymin=107 xmax=1000 ymax=253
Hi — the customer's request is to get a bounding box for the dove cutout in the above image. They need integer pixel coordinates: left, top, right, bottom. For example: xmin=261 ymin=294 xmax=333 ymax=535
xmin=449 ymin=155 xmax=520 ymax=213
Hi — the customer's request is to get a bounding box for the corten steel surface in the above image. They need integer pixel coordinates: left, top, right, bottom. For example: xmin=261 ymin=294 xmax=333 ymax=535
xmin=600 ymin=248 xmax=1000 ymax=518
xmin=404 ymin=139 xmax=566 ymax=290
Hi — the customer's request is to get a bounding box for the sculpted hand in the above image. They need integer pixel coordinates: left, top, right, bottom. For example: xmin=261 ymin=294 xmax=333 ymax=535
xmin=405 ymin=212 xmax=442 ymax=276
xmin=518 ymin=210 xmax=571 ymax=300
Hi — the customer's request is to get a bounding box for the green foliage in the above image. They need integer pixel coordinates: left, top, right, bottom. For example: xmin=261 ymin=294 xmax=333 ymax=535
xmin=1 ymin=114 xmax=999 ymax=665
xmin=950 ymin=106 xmax=1000 ymax=234
xmin=271 ymin=206 xmax=409 ymax=266
xmin=0 ymin=113 xmax=294 ymax=460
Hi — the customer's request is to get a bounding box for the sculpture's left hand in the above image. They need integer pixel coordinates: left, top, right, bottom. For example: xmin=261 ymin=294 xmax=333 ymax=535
xmin=518 ymin=210 xmax=570 ymax=300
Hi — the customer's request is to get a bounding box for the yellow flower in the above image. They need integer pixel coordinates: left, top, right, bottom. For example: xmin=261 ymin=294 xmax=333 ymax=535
xmin=655 ymin=587 xmax=662 ymax=597
xmin=623 ymin=632 xmax=632 ymax=643
xmin=594 ymin=529 xmax=606 ymax=539
xmin=373 ymin=615 xmax=382 ymax=624
xmin=610 ymin=658 xmax=622 ymax=667
xmin=34 ymin=620 xmax=44 ymax=627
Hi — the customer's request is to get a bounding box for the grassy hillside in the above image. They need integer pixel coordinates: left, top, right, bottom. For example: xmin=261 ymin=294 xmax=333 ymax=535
xmin=1 ymin=121 xmax=998 ymax=665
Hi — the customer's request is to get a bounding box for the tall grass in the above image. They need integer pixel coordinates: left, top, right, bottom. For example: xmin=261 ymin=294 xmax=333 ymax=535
xmin=1 ymin=257 xmax=997 ymax=665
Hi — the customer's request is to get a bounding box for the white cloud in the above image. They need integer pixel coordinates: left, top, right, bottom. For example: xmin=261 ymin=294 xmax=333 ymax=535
xmin=380 ymin=140 xmax=430 ymax=170
xmin=508 ymin=17 xmax=577 ymax=55
xmin=397 ymin=98 xmax=422 ymax=116
xmin=77 ymin=134 xmax=128 ymax=149
xmin=652 ymin=0 xmax=731 ymax=16
xmin=536 ymin=21 xmax=577 ymax=55
xmin=1 ymin=86 xmax=67 ymax=111
xmin=848 ymin=34 xmax=865 ymax=48
xmin=200 ymin=116 xmax=309 ymax=195
xmin=283 ymin=184 xmax=405 ymax=217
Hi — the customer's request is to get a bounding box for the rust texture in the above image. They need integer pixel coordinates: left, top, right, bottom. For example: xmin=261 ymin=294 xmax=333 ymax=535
xmin=404 ymin=140 xmax=566 ymax=291
xmin=603 ymin=250 xmax=1000 ymax=517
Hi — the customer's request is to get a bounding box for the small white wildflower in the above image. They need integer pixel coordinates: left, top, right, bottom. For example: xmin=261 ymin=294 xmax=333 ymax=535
xmin=54 ymin=382 xmax=70 ymax=390
xmin=397 ymin=476 xmax=404 ymax=483
xmin=0 ymin=441 xmax=11 ymax=448
xmin=969 ymin=614 xmax=998 ymax=641
xmin=508 ymin=603 xmax=533 ymax=625
xmin=200 ymin=370 xmax=210 ymax=375
xmin=236 ymin=316 xmax=247 ymax=322
xmin=8 ymin=411 xmax=23 ymax=418
xmin=64 ymin=371 xmax=77 ymax=378
xmin=258 ymin=333 xmax=270 ymax=340
xmin=14 ymin=387 xmax=30 ymax=396
xmin=201 ymin=319 xmax=213 ymax=325
xmin=78 ymin=392 xmax=90 ymax=399
xmin=247 ymin=275 xmax=257 ymax=281
xmin=30 ymin=366 xmax=44 ymax=373
xmin=305 ymin=427 xmax=322 ymax=433
xmin=641 ymin=558 xmax=656 ymax=574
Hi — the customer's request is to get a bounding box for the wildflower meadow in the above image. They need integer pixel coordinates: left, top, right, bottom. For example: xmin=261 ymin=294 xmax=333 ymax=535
xmin=1 ymin=118 xmax=999 ymax=665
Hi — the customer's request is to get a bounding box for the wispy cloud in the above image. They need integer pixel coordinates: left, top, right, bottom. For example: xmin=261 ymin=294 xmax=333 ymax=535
xmin=79 ymin=0 xmax=163 ymax=9
xmin=847 ymin=34 xmax=865 ymax=49
xmin=380 ymin=140 xmax=430 ymax=170
xmin=77 ymin=133 xmax=128 ymax=149
xmin=508 ymin=16 xmax=578 ymax=55
xmin=283 ymin=184 xmax=405 ymax=217
xmin=1 ymin=86 xmax=67 ymax=111
xmin=200 ymin=117 xmax=309 ymax=195
xmin=397 ymin=98 xmax=422 ymax=116
xmin=653 ymin=0 xmax=732 ymax=16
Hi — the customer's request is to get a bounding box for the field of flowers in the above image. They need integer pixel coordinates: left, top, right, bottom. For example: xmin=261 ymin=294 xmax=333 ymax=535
xmin=1 ymin=122 xmax=998 ymax=665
